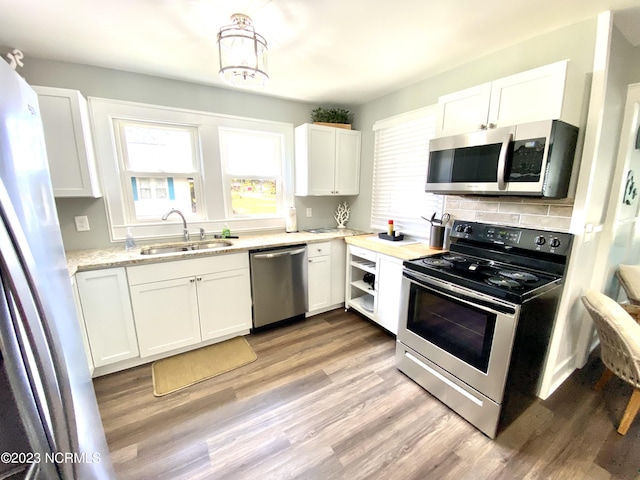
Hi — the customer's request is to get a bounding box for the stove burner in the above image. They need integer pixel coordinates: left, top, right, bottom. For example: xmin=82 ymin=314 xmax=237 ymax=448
xmin=442 ymin=254 xmax=467 ymax=263
xmin=486 ymin=277 xmax=522 ymax=288
xmin=421 ymin=258 xmax=453 ymax=268
xmin=498 ymin=270 xmax=539 ymax=282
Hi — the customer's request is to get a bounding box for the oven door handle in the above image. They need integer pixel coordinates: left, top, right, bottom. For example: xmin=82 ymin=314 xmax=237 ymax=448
xmin=403 ymin=270 xmax=517 ymax=316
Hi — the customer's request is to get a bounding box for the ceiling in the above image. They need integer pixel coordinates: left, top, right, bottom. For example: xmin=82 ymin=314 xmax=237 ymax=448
xmin=1 ymin=0 xmax=640 ymax=105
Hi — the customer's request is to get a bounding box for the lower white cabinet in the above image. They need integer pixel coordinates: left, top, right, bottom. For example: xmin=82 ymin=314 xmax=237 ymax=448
xmin=75 ymin=268 xmax=139 ymax=367
xmin=345 ymin=245 xmax=404 ymax=334
xmin=70 ymin=275 xmax=94 ymax=375
xmin=127 ymin=253 xmax=252 ymax=358
xmin=374 ymin=255 xmax=404 ymax=334
xmin=307 ymin=240 xmax=346 ymax=315
xmin=129 ymin=277 xmax=201 ymax=358
xmin=198 ymin=269 xmax=252 ymax=341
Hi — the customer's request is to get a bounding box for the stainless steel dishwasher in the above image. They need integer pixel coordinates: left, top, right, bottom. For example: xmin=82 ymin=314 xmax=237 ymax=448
xmin=249 ymin=244 xmax=308 ymax=329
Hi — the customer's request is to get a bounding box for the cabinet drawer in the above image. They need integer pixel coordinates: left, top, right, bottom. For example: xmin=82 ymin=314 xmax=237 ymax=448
xmin=349 ymin=245 xmax=376 ymax=262
xmin=307 ymin=241 xmax=332 ymax=258
xmin=127 ymin=252 xmax=249 ymax=285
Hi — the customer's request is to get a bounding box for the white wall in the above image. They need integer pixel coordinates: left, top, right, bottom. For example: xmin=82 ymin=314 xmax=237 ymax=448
xmin=17 ymin=58 xmax=358 ymax=250
xmin=540 ymin=15 xmax=640 ymax=398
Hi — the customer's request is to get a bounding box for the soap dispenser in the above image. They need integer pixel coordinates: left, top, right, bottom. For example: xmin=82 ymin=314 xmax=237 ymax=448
xmin=125 ymin=227 xmax=136 ymax=251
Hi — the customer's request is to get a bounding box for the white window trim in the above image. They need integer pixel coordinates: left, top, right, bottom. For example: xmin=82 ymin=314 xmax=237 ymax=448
xmin=371 ymin=105 xmax=444 ymax=239
xmin=89 ymin=97 xmax=294 ymax=242
xmin=113 ymin=120 xmax=205 ymax=223
xmin=219 ymin=127 xmax=286 ymax=219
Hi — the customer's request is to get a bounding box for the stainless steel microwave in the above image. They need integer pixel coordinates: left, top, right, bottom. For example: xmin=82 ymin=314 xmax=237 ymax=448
xmin=425 ymin=120 xmax=578 ymax=198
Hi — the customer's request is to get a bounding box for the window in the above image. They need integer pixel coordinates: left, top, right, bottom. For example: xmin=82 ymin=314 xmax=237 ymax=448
xmin=115 ymin=121 xmax=201 ymax=221
xmin=371 ymin=105 xmax=443 ymax=238
xmin=89 ymin=98 xmax=294 ymax=241
xmin=219 ymin=128 xmax=284 ymax=217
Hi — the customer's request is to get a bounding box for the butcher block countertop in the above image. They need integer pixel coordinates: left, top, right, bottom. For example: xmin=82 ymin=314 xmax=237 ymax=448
xmin=345 ymin=234 xmax=444 ymax=260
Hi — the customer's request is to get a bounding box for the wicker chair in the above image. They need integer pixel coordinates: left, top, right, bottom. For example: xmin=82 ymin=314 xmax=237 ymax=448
xmin=617 ymin=264 xmax=640 ymax=322
xmin=581 ymin=289 xmax=640 ymax=435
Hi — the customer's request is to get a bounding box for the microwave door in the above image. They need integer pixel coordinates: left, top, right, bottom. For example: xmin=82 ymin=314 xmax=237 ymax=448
xmin=426 ymin=126 xmax=515 ymax=195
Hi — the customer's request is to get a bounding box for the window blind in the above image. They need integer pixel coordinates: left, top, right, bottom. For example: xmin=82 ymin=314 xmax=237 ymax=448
xmin=371 ymin=105 xmax=443 ymax=238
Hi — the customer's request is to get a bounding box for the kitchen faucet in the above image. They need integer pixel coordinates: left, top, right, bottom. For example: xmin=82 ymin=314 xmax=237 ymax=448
xmin=161 ymin=208 xmax=189 ymax=241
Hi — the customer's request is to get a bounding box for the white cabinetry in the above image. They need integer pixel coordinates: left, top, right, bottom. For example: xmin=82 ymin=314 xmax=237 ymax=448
xmin=127 ymin=253 xmax=251 ymax=358
xmin=308 ymin=242 xmax=331 ymax=312
xmin=295 ymin=124 xmax=361 ymax=196
xmin=345 ymin=245 xmax=403 ymax=335
xmin=436 ymin=60 xmax=568 ymax=137
xmin=70 ymin=275 xmax=94 ymax=375
xmin=307 ymin=240 xmax=347 ymax=315
xmin=75 ymin=268 xmax=139 ymax=368
xmin=374 ymin=255 xmax=404 ymax=334
xmin=33 ymin=86 xmax=101 ymax=198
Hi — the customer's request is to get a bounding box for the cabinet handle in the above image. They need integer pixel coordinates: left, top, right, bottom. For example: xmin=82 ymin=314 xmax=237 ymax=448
xmin=190 ymin=278 xmax=195 ymax=283
xmin=487 ymin=122 xmax=496 ymax=129
xmin=197 ymin=277 xmax=202 ymax=281
xmin=479 ymin=124 xmax=487 ymax=130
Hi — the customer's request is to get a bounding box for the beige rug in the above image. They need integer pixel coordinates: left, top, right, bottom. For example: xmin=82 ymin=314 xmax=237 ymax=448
xmin=152 ymin=336 xmax=257 ymax=397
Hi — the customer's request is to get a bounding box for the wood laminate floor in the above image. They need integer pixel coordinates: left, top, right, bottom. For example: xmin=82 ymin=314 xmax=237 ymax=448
xmin=94 ymin=309 xmax=640 ymax=480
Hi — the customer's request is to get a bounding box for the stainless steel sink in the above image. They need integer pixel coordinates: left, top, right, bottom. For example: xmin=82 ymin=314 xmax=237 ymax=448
xmin=139 ymin=240 xmax=233 ymax=255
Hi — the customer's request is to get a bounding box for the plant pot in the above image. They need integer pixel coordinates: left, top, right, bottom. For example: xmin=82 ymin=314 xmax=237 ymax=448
xmin=313 ymin=122 xmax=352 ymax=130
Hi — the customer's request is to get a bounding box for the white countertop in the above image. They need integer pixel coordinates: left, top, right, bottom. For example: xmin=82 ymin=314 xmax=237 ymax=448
xmin=65 ymin=228 xmax=368 ymax=276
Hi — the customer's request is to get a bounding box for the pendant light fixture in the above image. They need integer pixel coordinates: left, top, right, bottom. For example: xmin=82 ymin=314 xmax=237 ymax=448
xmin=217 ymin=13 xmax=268 ymax=87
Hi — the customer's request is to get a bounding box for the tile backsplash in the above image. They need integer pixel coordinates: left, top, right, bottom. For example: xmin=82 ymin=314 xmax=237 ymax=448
xmin=444 ymin=195 xmax=573 ymax=231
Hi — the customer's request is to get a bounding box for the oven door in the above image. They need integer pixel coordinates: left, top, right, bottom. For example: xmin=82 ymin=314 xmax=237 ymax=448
xmin=398 ymin=269 xmax=520 ymax=403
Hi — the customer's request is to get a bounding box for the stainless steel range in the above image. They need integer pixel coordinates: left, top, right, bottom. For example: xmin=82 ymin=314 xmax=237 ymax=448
xmin=396 ymin=220 xmax=572 ymax=438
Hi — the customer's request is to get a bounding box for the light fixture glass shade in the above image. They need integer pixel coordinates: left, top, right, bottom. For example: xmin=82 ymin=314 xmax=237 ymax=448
xmin=218 ymin=13 xmax=268 ymax=87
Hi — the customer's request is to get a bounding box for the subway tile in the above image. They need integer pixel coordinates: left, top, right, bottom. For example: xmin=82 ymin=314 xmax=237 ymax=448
xmin=460 ymin=200 xmax=499 ymax=211
xmin=498 ymin=203 xmax=549 ymax=215
xmin=476 ymin=212 xmax=520 ymax=224
xmin=520 ymin=215 xmax=571 ymax=231
xmin=446 ymin=209 xmax=476 ymax=222
xmin=445 ymin=198 xmax=460 ymax=210
xmin=549 ymin=205 xmax=573 ymax=217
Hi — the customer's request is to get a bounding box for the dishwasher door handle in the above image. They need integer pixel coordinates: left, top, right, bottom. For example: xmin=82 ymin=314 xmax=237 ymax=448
xmin=252 ymin=247 xmax=307 ymax=259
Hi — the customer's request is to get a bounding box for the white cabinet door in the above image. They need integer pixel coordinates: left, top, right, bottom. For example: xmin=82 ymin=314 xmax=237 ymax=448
xmin=295 ymin=124 xmax=336 ymax=195
xmin=436 ymin=60 xmax=568 ymax=137
xmin=308 ymin=255 xmax=331 ymax=312
xmin=488 ymin=60 xmax=567 ymax=129
xmin=70 ymin=276 xmax=94 ymax=375
xmin=436 ymin=83 xmax=492 ymax=136
xmin=334 ymin=130 xmax=361 ymax=195
xmin=329 ymin=240 xmax=346 ymax=305
xmin=198 ymin=269 xmax=252 ymax=341
xmin=75 ymin=268 xmax=138 ymax=367
xmin=33 ymin=86 xmax=101 ymax=198
xmin=375 ymin=254 xmax=404 ymax=335
xmin=129 ymin=277 xmax=201 ymax=358
xmin=295 ymin=124 xmax=361 ymax=196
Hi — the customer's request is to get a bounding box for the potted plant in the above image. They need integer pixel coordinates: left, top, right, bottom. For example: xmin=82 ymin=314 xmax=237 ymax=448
xmin=311 ymin=107 xmax=353 ymax=130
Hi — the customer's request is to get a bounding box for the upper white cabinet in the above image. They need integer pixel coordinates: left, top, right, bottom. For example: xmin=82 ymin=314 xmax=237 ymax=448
xmin=33 ymin=86 xmax=102 ymax=198
xmin=436 ymin=60 xmax=568 ymax=137
xmin=295 ymin=123 xmax=361 ymax=196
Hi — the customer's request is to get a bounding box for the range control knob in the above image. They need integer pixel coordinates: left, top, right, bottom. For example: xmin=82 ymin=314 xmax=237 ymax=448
xmin=455 ymin=224 xmax=464 ymax=233
xmin=534 ymin=235 xmax=546 ymax=246
xmin=550 ymin=238 xmax=561 ymax=248
xmin=463 ymin=225 xmax=473 ymax=234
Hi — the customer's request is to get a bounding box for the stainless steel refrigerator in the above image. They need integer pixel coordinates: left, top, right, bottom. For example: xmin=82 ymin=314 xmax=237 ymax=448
xmin=0 ymin=60 xmax=114 ymax=478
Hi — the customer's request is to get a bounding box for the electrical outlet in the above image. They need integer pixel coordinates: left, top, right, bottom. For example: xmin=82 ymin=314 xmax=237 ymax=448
xmin=306 ymin=208 xmax=312 ymax=217
xmin=74 ymin=215 xmax=90 ymax=232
